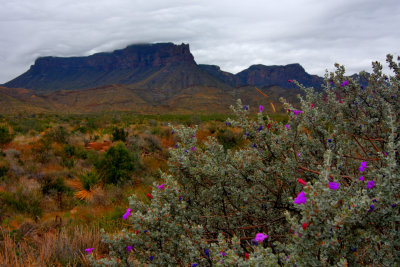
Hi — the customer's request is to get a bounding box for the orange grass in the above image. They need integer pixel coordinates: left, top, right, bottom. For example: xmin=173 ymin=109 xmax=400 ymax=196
xmin=0 ymin=224 xmax=105 ymax=266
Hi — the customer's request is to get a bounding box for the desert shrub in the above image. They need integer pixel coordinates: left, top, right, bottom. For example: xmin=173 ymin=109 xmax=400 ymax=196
xmin=44 ymin=126 xmax=69 ymax=143
xmin=0 ymin=125 xmax=13 ymax=146
xmin=41 ymin=176 xmax=69 ymax=195
xmin=95 ymin=142 xmax=136 ymax=185
xmin=90 ymin=56 xmax=400 ymax=266
xmin=0 ymin=187 xmax=43 ymax=218
xmin=63 ymin=144 xmax=76 ymax=157
xmin=31 ymin=138 xmax=52 ymax=163
xmin=78 ymin=171 xmax=100 ymax=191
xmin=216 ymin=127 xmax=243 ymax=150
xmin=111 ymin=127 xmax=128 ymax=142
xmin=0 ymin=166 xmax=8 ymax=177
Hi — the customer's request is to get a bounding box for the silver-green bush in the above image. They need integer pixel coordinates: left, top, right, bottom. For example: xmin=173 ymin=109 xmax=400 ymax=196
xmin=88 ymin=55 xmax=399 ymax=266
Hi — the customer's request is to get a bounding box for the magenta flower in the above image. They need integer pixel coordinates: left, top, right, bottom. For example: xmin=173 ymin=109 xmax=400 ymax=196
xmin=367 ymin=180 xmax=375 ymax=189
xmin=329 ymin=181 xmax=340 ymax=190
xmin=310 ymin=104 xmax=314 ymax=108
xmin=359 ymin=176 xmax=365 ymax=181
xmin=288 ymin=80 xmax=293 ymax=83
xmin=253 ymin=233 xmax=268 ymax=242
xmin=293 ymin=110 xmax=303 ymax=116
xmin=259 ymin=105 xmax=263 ymax=112
xmin=122 ymin=208 xmax=131 ymax=220
xmin=294 ymin=191 xmax=307 ymax=205
xmin=191 ymin=146 xmax=196 ymax=151
xmin=85 ymin=248 xmax=94 ymax=254
xmin=340 ymin=80 xmax=349 ymax=87
xmin=285 ymin=124 xmax=290 ymax=129
xmin=157 ymin=183 xmax=166 ymax=189
xmin=359 ymin=161 xmax=367 ymax=172
xmin=126 ymin=245 xmax=133 ymax=252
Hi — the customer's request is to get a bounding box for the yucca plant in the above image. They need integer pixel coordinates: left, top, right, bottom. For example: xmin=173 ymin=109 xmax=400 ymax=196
xmin=67 ymin=171 xmax=102 ymax=201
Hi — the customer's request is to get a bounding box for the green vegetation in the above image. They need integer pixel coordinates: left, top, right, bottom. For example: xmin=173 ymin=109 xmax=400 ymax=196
xmin=0 ymin=125 xmax=13 ymax=146
xmin=96 ymin=142 xmax=137 ymax=185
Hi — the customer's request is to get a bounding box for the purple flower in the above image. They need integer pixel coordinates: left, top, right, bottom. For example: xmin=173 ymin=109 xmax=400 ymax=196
xmin=253 ymin=233 xmax=268 ymax=242
xmin=294 ymin=191 xmax=307 ymax=205
xmin=204 ymin=249 xmax=210 ymax=257
xmin=392 ymin=203 xmax=397 ymax=208
xmin=252 ymin=144 xmax=257 ymax=148
xmin=157 ymin=183 xmax=166 ymax=189
xmin=192 ymin=264 xmax=198 ymax=267
xmin=122 ymin=208 xmax=131 ymax=220
xmin=220 ymin=252 xmax=226 ymax=257
xmin=244 ymin=105 xmax=249 ymax=110
xmin=191 ymin=146 xmax=196 ymax=151
xmin=126 ymin=245 xmax=133 ymax=252
xmin=85 ymin=248 xmax=94 ymax=254
xmin=179 ymin=197 xmax=183 ymax=201
xmin=368 ymin=204 xmax=375 ymax=212
xmin=171 ymin=130 xmax=175 ymax=135
xmin=359 ymin=176 xmax=365 ymax=181
xmin=293 ymin=110 xmax=303 ymax=116
xmin=149 ymin=256 xmax=154 ymax=261
xmin=285 ymin=124 xmax=290 ymax=129
xmin=244 ymin=133 xmax=249 ymax=137
xmin=366 ymin=180 xmax=375 ymax=189
xmin=225 ymin=122 xmax=231 ymax=126
xmin=340 ymin=80 xmax=349 ymax=87
xmin=329 ymin=181 xmax=340 ymax=190
xmin=257 ymin=126 xmax=263 ymax=131
xmin=259 ymin=105 xmax=263 ymax=112
xmin=359 ymin=161 xmax=367 ymax=172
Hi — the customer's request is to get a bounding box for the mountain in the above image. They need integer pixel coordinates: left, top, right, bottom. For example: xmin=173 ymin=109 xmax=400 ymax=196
xmin=2 ymin=42 xmax=327 ymax=114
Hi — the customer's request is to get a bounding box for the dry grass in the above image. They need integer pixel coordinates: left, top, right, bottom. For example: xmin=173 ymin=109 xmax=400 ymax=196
xmin=0 ymin=223 xmax=106 ymax=266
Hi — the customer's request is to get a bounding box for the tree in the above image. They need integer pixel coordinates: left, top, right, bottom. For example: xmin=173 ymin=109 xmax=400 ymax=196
xmin=96 ymin=142 xmax=136 ymax=185
xmin=89 ymin=55 xmax=400 ymax=266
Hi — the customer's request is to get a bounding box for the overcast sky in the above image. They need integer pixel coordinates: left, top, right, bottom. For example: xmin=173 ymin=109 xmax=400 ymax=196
xmin=1 ymin=0 xmax=399 ymax=83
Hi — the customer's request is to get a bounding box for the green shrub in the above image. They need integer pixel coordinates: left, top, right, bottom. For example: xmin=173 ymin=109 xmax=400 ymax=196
xmin=0 ymin=125 xmax=13 ymax=146
xmin=95 ymin=142 xmax=136 ymax=185
xmin=0 ymin=188 xmax=43 ymax=218
xmin=41 ymin=176 xmax=69 ymax=196
xmin=0 ymin=165 xmax=8 ymax=177
xmin=90 ymin=56 xmax=400 ymax=266
xmin=78 ymin=171 xmax=100 ymax=191
xmin=216 ymin=127 xmax=243 ymax=150
xmin=44 ymin=126 xmax=69 ymax=143
xmin=111 ymin=127 xmax=128 ymax=142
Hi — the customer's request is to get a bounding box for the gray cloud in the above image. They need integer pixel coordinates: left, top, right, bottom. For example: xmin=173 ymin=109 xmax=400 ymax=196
xmin=0 ymin=0 xmax=399 ymax=83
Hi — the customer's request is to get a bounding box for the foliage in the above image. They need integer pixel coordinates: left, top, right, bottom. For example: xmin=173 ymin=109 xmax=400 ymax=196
xmin=111 ymin=127 xmax=128 ymax=142
xmin=79 ymin=171 xmax=101 ymax=191
xmin=41 ymin=176 xmax=69 ymax=195
xmin=216 ymin=127 xmax=243 ymax=150
xmin=96 ymin=142 xmax=136 ymax=185
xmin=91 ymin=55 xmax=400 ymax=266
xmin=44 ymin=126 xmax=69 ymax=143
xmin=0 ymin=187 xmax=43 ymax=218
xmin=0 ymin=125 xmax=13 ymax=146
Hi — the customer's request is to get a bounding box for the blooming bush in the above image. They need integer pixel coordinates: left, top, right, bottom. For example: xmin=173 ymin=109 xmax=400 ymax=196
xmin=88 ymin=55 xmax=399 ymax=266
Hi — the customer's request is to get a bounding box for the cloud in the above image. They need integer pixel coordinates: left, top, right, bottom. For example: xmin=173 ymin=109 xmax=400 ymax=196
xmin=0 ymin=0 xmax=399 ymax=83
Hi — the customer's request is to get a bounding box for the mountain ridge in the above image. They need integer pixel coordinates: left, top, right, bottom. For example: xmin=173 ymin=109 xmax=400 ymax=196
xmin=0 ymin=42 xmax=344 ymax=114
